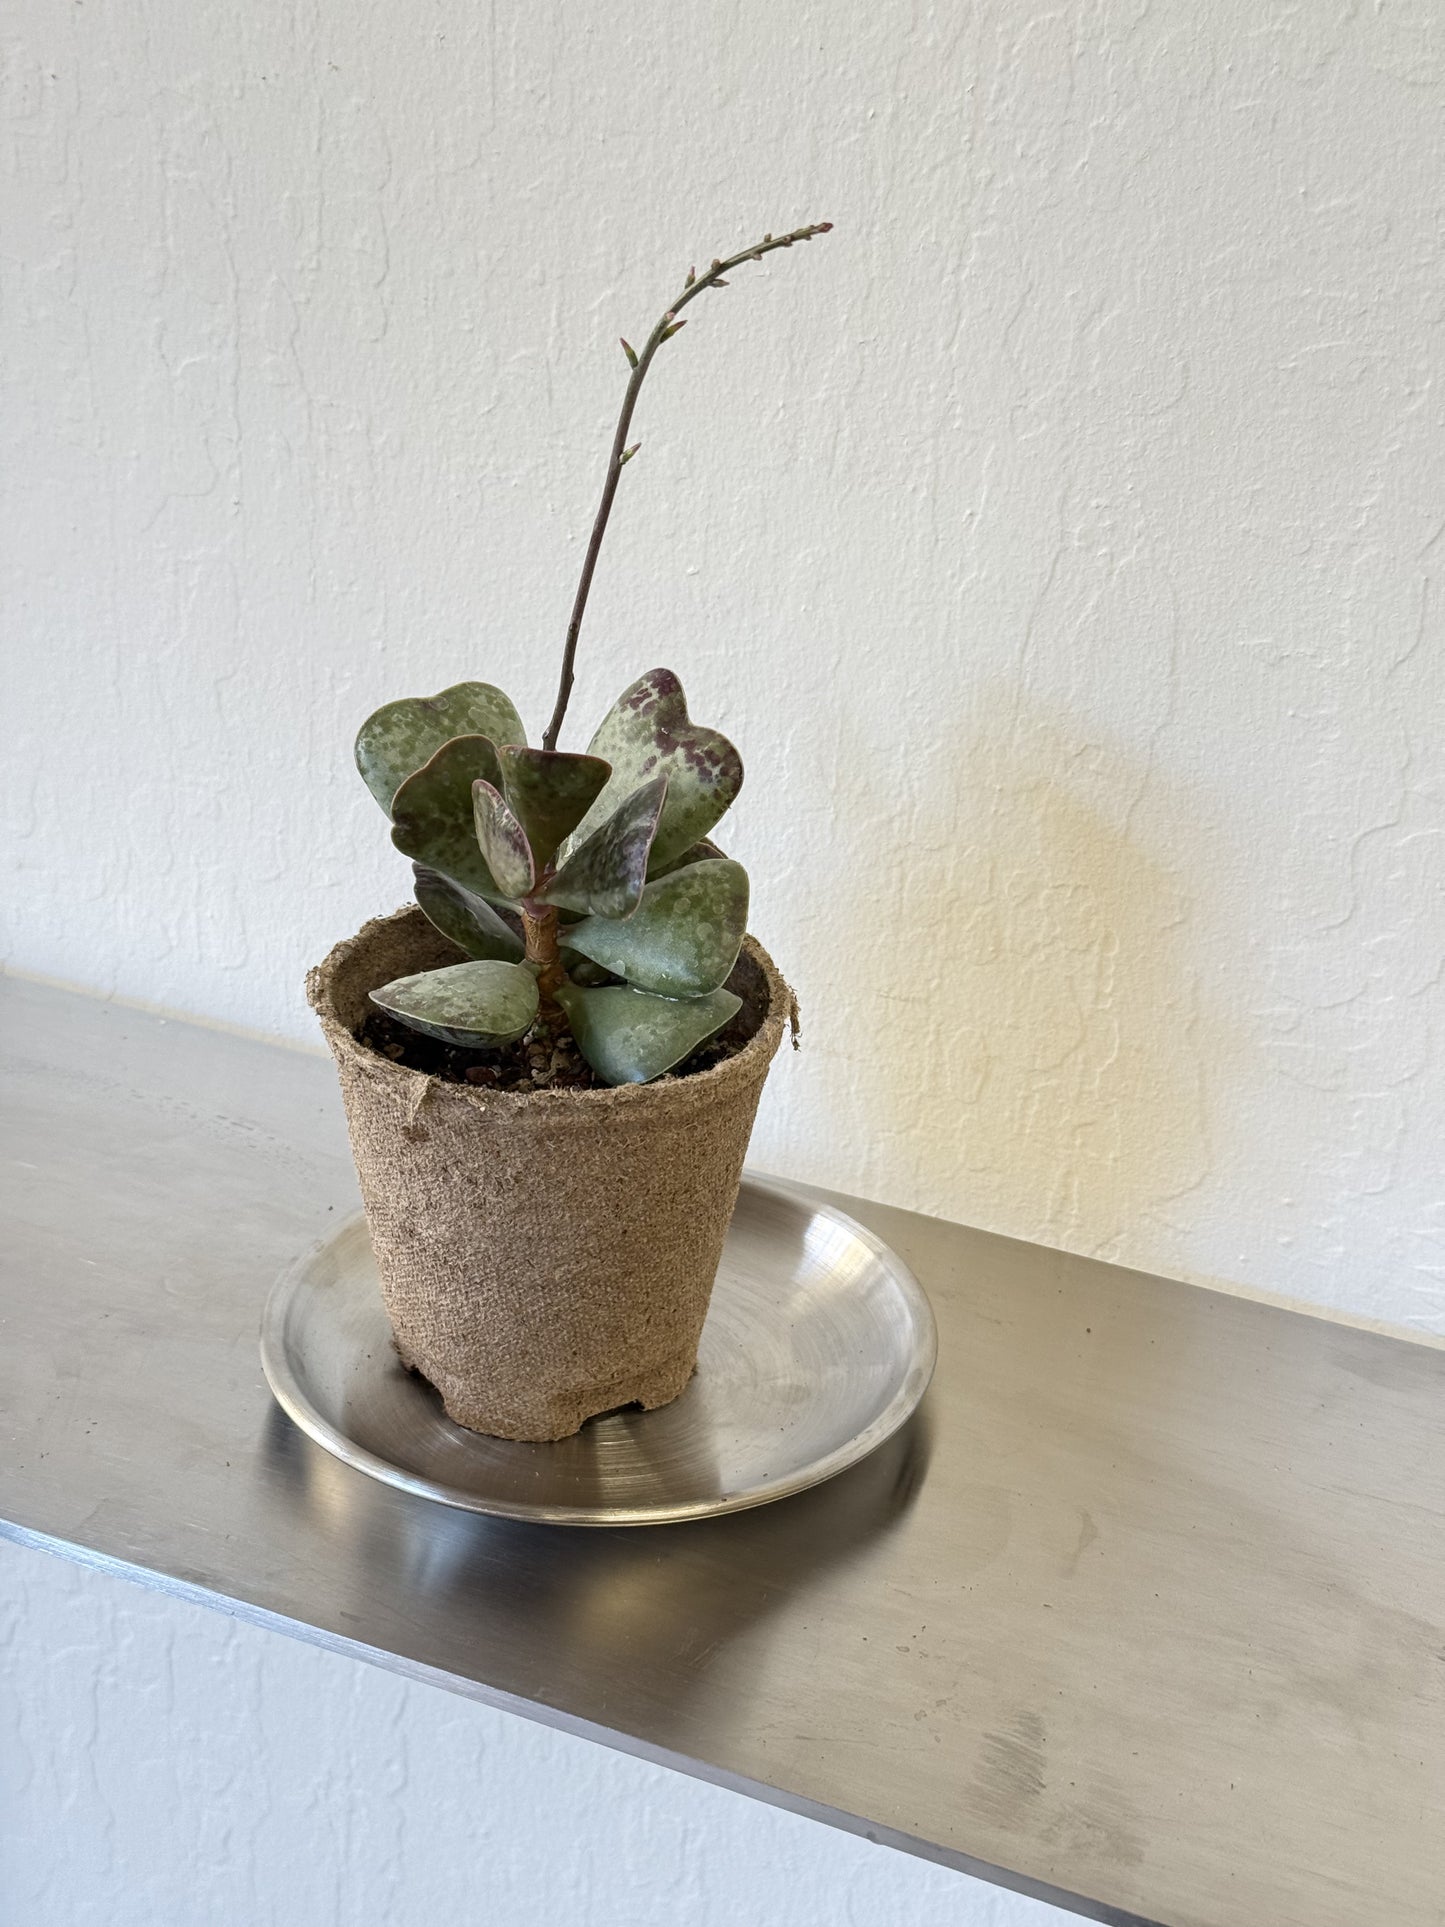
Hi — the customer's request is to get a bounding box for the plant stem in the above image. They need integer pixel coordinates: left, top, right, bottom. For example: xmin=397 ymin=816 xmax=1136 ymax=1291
xmin=521 ymin=905 xmax=566 ymax=1006
xmin=540 ymin=220 xmax=834 ymax=752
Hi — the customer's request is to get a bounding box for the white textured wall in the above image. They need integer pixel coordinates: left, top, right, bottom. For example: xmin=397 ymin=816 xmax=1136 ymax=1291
xmin=0 ymin=1538 xmax=1066 ymax=1926
xmin=5 ymin=0 xmax=1444 ymax=1332
xmin=4 ymin=1 xmax=1443 ymax=1922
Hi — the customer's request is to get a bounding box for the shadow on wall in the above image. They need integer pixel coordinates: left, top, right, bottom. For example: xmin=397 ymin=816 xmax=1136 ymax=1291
xmin=842 ymin=696 xmax=1219 ymax=1270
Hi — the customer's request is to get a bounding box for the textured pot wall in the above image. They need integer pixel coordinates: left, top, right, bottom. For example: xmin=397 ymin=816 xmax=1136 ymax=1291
xmin=6 ymin=0 xmax=1442 ymax=1334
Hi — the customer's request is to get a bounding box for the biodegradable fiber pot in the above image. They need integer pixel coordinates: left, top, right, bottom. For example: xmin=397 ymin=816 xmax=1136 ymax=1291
xmin=308 ymin=904 xmax=794 ymax=1441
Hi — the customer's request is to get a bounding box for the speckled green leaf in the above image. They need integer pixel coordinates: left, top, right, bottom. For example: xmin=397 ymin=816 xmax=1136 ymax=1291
xmin=563 ymin=858 xmax=748 ymax=997
xmin=497 ymin=746 xmax=611 ymax=873
xmin=559 ymin=952 xmax=614 ymax=987
xmin=371 ymin=960 xmax=538 ymax=1048
xmin=391 ymin=736 xmax=508 ymax=901
xmin=355 ymin=682 xmax=525 ymax=816
xmin=541 ymin=775 xmax=667 ymax=919
xmin=413 ymin=866 xmax=524 ymax=963
xmin=472 ymin=781 xmax=536 ymax=900
xmin=556 ymin=981 xmax=741 ymax=1086
xmin=565 ymin=669 xmax=743 ymax=874
xmin=650 ymin=836 xmax=726 ymax=877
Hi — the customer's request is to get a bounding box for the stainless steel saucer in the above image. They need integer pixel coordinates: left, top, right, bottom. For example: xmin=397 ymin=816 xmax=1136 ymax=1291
xmin=260 ymin=1175 xmax=936 ymax=1527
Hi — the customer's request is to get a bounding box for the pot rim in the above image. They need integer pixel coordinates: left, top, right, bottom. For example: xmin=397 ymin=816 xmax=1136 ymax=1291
xmin=307 ymin=903 xmax=796 ymax=1116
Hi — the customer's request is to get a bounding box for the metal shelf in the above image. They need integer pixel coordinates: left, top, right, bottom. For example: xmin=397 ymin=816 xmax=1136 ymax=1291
xmin=3 ymin=972 xmax=1442 ymax=1927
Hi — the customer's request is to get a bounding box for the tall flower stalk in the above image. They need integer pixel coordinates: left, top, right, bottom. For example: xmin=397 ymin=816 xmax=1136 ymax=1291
xmin=541 ymin=222 xmax=833 ymax=753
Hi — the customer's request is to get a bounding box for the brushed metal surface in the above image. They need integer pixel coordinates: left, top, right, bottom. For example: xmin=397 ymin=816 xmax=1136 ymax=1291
xmin=3 ymin=971 xmax=1444 ymax=1927
xmin=261 ymin=1188 xmax=937 ymax=1525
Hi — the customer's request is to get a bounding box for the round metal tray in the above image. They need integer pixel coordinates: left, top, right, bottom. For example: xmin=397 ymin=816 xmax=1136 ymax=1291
xmin=260 ymin=1176 xmax=936 ymax=1527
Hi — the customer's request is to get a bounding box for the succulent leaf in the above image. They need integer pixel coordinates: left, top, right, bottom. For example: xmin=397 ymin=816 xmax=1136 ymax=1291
xmin=541 ymin=774 xmax=667 ymax=919
xmin=356 ymin=683 xmax=525 ymax=816
xmin=371 ymin=960 xmax=539 ymax=1048
xmin=649 ymin=835 xmax=727 ymax=877
xmin=391 ymin=736 xmax=509 ymax=902
xmin=556 ymin=981 xmax=742 ymax=1086
xmin=558 ymin=952 xmax=615 ymax=987
xmin=497 ymin=745 xmax=611 ymax=871
xmin=472 ymin=781 xmax=536 ymax=900
xmin=413 ymin=865 xmax=524 ymax=963
xmin=567 ymin=669 xmax=743 ymax=874
xmin=563 ymin=858 xmax=749 ymax=997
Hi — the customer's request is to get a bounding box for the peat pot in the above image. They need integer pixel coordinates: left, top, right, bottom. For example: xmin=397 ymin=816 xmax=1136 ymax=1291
xmin=308 ymin=904 xmax=794 ymax=1440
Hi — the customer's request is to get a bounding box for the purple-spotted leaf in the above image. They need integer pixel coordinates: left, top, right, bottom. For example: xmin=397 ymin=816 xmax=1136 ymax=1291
xmin=472 ymin=781 xmax=536 ymax=901
xmin=356 ymin=682 xmax=525 ymax=816
xmin=565 ymin=669 xmax=743 ymax=874
xmin=391 ymin=736 xmax=508 ymax=902
xmin=371 ymin=960 xmax=538 ymax=1048
xmin=564 ymin=858 xmax=748 ymax=997
xmin=413 ymin=866 xmax=524 ymax=963
xmin=648 ymin=835 xmax=727 ymax=878
xmin=541 ymin=774 xmax=667 ymax=919
xmin=556 ymin=981 xmax=741 ymax=1086
xmin=497 ymin=745 xmax=611 ymax=871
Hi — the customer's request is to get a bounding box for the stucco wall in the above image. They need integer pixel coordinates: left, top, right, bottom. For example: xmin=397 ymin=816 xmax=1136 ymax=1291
xmin=8 ymin=0 xmax=1443 ymax=1331
xmin=5 ymin=0 xmax=1442 ymax=1920
xmin=0 ymin=1538 xmax=1064 ymax=1926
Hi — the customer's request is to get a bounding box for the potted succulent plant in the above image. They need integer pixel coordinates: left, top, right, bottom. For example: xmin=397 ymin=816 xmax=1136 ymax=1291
xmin=309 ymin=223 xmax=830 ymax=1441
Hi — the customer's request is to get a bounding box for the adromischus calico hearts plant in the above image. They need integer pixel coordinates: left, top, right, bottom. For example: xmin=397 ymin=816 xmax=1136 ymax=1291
xmin=356 ymin=666 xmax=750 ymax=1083
xmin=355 ymin=221 xmax=832 ymax=1084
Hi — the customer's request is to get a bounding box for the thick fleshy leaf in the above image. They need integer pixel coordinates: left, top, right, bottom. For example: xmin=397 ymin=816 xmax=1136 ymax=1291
xmin=650 ymin=836 xmax=727 ymax=877
xmin=356 ymin=682 xmax=525 ymax=815
xmin=391 ymin=737 xmax=508 ymax=902
xmin=472 ymin=781 xmax=535 ymax=900
xmin=559 ymin=952 xmax=615 ymax=987
xmin=413 ymin=866 xmax=524 ymax=963
xmin=371 ymin=960 xmax=538 ymax=1048
xmin=497 ymin=746 xmax=611 ymax=872
xmin=566 ymin=669 xmax=743 ymax=874
xmin=563 ymin=858 xmax=748 ymax=997
xmin=557 ymin=982 xmax=741 ymax=1086
xmin=541 ymin=775 xmax=667 ymax=919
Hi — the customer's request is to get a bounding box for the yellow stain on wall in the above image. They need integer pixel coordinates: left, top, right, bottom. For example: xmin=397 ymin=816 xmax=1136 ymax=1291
xmin=845 ymin=705 xmax=1220 ymax=1270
